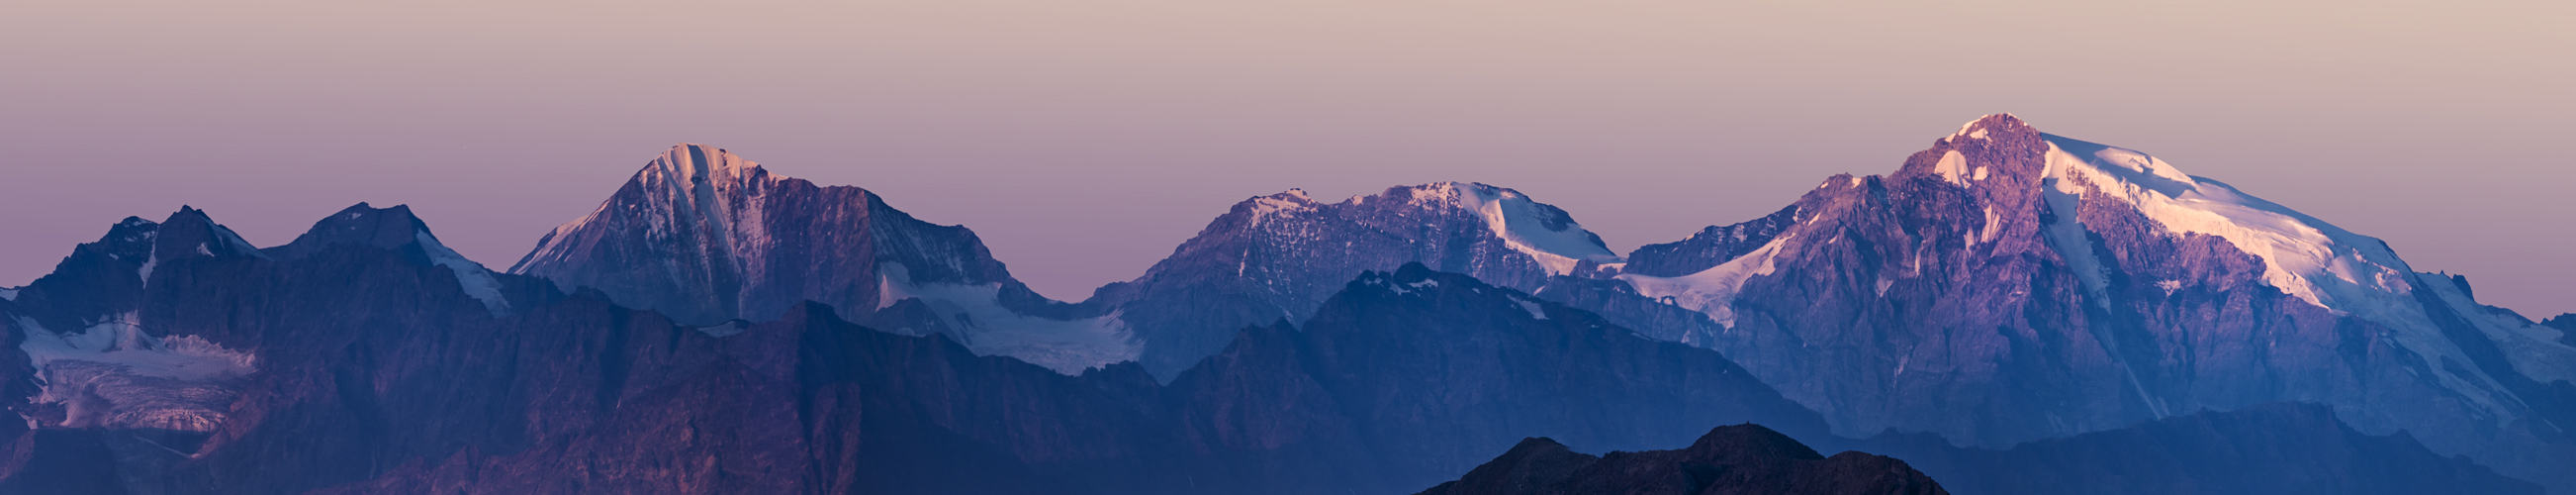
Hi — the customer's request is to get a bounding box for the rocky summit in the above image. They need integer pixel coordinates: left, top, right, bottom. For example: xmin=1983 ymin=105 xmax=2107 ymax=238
xmin=1416 ymin=424 xmax=1946 ymax=495
xmin=1538 ymin=115 xmax=2576 ymax=491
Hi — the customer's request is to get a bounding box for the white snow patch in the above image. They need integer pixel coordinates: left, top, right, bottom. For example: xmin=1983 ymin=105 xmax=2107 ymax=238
xmin=1385 ymin=277 xmax=1427 ymax=295
xmin=1933 ymin=150 xmax=1971 ymax=186
xmin=2157 ymin=280 xmax=2184 ymax=295
xmin=193 ymin=244 xmax=212 ymax=256
xmin=17 ymin=313 xmax=256 ymax=432
xmin=415 ymin=231 xmax=512 ymax=316
xmin=0 ymin=288 xmax=15 ymax=301
xmin=1514 ymin=297 xmax=1549 ymax=320
xmin=1616 ymin=234 xmax=1794 ymax=328
xmin=137 ymin=254 xmax=158 ymax=284
xmin=1979 ymin=207 xmax=2002 ymax=245
xmin=1973 ymin=165 xmax=1990 ymax=181
xmin=874 ymin=262 xmax=1140 ymax=374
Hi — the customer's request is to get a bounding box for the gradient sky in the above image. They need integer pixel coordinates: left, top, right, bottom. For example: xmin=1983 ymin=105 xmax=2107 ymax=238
xmin=4 ymin=0 xmax=2569 ymax=317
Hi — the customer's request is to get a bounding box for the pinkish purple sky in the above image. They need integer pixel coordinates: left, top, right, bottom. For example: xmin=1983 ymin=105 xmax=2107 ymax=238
xmin=4 ymin=0 xmax=2570 ymax=317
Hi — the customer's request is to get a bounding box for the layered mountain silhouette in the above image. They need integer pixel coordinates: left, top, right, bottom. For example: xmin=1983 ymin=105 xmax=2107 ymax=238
xmin=2 ymin=116 xmax=2567 ymax=494
xmin=0 ymin=217 xmax=1824 ymax=494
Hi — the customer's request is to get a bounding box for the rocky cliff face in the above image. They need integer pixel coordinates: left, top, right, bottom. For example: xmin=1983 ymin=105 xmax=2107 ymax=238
xmin=1087 ymin=183 xmax=1621 ymax=379
xmin=1542 ymin=114 xmax=2576 ymax=491
xmin=1416 ymin=425 xmax=1947 ymax=495
xmin=506 ymin=144 xmax=1134 ymax=374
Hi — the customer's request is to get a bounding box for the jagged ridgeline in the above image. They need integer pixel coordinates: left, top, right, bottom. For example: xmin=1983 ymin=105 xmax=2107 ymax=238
xmin=1 ymin=116 xmax=2568 ymax=494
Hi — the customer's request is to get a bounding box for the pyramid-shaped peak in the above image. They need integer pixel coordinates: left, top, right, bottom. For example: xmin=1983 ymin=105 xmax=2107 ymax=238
xmin=149 ymin=206 xmax=267 ymax=261
xmin=266 ymin=202 xmax=436 ymax=259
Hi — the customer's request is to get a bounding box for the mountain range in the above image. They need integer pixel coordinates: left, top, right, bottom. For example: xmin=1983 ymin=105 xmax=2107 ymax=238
xmin=2 ymin=115 xmax=2568 ymax=494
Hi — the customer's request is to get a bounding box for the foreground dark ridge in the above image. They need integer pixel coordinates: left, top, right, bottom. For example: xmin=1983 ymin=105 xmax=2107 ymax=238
xmin=1417 ymin=424 xmax=1946 ymax=495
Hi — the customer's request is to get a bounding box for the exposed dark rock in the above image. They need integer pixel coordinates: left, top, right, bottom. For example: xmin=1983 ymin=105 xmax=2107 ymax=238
xmin=260 ymin=203 xmax=435 ymax=260
xmin=1417 ymin=424 xmax=1945 ymax=495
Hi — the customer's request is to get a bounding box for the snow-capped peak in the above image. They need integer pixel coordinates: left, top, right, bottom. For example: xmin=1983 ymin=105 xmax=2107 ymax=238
xmin=1232 ymin=182 xmax=1623 ymax=276
xmin=516 ymin=143 xmax=782 ymax=275
xmin=1386 ymin=182 xmax=1624 ymax=275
